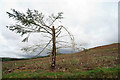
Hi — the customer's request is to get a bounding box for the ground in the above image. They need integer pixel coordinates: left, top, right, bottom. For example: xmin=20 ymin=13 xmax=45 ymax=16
xmin=2 ymin=43 xmax=120 ymax=78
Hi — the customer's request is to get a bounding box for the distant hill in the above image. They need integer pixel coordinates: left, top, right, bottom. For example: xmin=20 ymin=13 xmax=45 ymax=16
xmin=2 ymin=53 xmax=64 ymax=61
xmin=2 ymin=58 xmax=28 ymax=61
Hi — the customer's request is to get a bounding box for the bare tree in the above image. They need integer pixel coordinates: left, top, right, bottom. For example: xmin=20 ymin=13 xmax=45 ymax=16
xmin=6 ymin=9 xmax=75 ymax=70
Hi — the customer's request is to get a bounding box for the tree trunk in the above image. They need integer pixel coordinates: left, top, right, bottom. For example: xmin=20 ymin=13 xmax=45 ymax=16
xmin=51 ymin=26 xmax=56 ymax=71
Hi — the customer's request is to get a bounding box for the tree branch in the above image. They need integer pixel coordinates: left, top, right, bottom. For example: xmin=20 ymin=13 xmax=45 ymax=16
xmin=33 ymin=39 xmax=52 ymax=57
xmin=56 ymin=31 xmax=61 ymax=38
xmin=55 ymin=26 xmax=62 ymax=34
xmin=49 ymin=12 xmax=63 ymax=27
xmin=32 ymin=22 xmax=52 ymax=35
xmin=7 ymin=9 xmax=52 ymax=35
xmin=62 ymin=26 xmax=75 ymax=51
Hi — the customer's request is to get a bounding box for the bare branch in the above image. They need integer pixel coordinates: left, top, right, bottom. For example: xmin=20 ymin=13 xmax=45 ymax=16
xmin=56 ymin=31 xmax=61 ymax=38
xmin=62 ymin=26 xmax=75 ymax=51
xmin=22 ymin=33 xmax=31 ymax=42
xmin=55 ymin=26 xmax=62 ymax=34
xmin=32 ymin=22 xmax=52 ymax=35
xmin=55 ymin=25 xmax=61 ymax=30
xmin=56 ymin=41 xmax=69 ymax=44
xmin=56 ymin=35 xmax=68 ymax=38
xmin=33 ymin=39 xmax=52 ymax=57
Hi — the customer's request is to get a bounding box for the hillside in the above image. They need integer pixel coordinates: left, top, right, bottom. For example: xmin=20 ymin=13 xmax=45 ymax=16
xmin=2 ymin=43 xmax=119 ymax=78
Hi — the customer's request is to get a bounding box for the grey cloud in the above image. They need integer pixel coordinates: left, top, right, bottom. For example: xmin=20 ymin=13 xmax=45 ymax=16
xmin=0 ymin=0 xmax=118 ymax=58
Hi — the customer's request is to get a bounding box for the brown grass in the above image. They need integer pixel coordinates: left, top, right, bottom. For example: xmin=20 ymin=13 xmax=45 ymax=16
xmin=2 ymin=43 xmax=119 ymax=74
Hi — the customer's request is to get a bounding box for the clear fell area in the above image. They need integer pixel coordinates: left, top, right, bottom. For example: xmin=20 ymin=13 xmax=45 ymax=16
xmin=2 ymin=43 xmax=120 ymax=78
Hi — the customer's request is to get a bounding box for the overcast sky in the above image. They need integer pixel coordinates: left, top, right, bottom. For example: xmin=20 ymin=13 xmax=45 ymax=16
xmin=0 ymin=0 xmax=118 ymax=58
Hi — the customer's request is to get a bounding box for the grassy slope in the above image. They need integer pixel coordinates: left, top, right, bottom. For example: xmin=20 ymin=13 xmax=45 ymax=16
xmin=2 ymin=43 xmax=120 ymax=78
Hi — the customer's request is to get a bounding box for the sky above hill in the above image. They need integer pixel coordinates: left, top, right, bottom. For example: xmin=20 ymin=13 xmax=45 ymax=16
xmin=0 ymin=0 xmax=118 ymax=58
